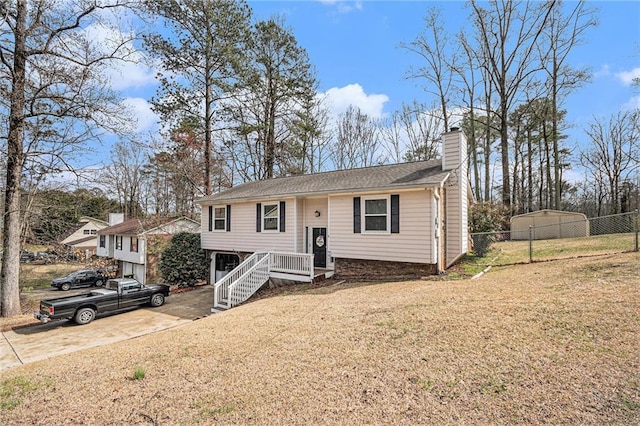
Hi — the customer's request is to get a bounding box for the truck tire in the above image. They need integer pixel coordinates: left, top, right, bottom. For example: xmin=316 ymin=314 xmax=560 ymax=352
xmin=150 ymin=293 xmax=165 ymax=307
xmin=74 ymin=307 xmax=96 ymax=325
xmin=95 ymin=279 xmax=104 ymax=287
xmin=61 ymin=283 xmax=71 ymax=291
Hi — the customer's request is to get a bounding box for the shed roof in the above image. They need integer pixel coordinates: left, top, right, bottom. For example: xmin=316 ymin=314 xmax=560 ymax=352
xmin=198 ymin=160 xmax=449 ymax=203
xmin=511 ymin=209 xmax=587 ymax=220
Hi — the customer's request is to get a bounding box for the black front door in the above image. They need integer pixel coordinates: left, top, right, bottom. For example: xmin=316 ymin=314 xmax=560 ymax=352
xmin=312 ymin=228 xmax=327 ymax=268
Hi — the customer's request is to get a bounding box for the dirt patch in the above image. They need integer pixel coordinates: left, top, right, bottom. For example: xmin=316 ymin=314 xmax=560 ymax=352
xmin=1 ymin=252 xmax=639 ymax=424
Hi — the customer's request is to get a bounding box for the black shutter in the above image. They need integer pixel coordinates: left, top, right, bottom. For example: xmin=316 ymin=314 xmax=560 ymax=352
xmin=279 ymin=201 xmax=286 ymax=232
xmin=353 ymin=197 xmax=361 ymax=233
xmin=226 ymin=205 xmax=231 ymax=232
xmin=391 ymin=194 xmax=400 ymax=233
xmin=256 ymin=203 xmax=262 ymax=232
xmin=208 ymin=206 xmax=213 ymax=232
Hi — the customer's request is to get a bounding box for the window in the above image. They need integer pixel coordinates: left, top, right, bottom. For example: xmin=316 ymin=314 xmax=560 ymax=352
xmin=256 ymin=202 xmax=285 ymax=232
xmin=209 ymin=205 xmax=231 ymax=232
xmin=214 ymin=207 xmax=226 ymax=231
xmin=130 ymin=237 xmax=139 ymax=253
xmin=90 ymin=229 xmax=97 ymax=235
xmin=364 ymin=197 xmax=389 ymax=232
xmin=263 ymin=203 xmax=279 ymax=231
xmin=99 ymin=235 xmax=106 ymax=248
xmin=115 ymin=236 xmax=122 ymax=250
xmin=83 ymin=229 xmax=90 ymax=235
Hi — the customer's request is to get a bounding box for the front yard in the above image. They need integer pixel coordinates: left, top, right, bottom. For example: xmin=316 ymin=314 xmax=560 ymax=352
xmin=1 ymin=251 xmax=639 ymax=424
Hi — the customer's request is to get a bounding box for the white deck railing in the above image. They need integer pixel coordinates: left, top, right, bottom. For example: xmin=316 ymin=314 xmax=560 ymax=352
xmin=213 ymin=251 xmax=314 ymax=310
xmin=269 ymin=252 xmax=314 ymax=281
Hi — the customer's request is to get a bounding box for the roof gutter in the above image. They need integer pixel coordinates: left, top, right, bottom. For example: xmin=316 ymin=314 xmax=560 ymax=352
xmin=195 ymin=174 xmax=452 ymax=205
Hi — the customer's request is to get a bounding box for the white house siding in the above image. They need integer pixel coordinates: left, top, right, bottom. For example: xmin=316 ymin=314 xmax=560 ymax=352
xmin=97 ymin=235 xmax=116 ymax=258
xmin=295 ymin=198 xmax=304 ymax=252
xmin=201 ymin=199 xmax=295 ymax=253
xmin=329 ymin=190 xmax=433 ymax=264
xmin=114 ymin=236 xmax=146 ymax=264
xmin=442 ymin=130 xmax=469 ymax=267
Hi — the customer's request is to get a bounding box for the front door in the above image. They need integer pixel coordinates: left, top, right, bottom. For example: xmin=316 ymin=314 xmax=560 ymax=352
xmin=312 ymin=228 xmax=327 ymax=268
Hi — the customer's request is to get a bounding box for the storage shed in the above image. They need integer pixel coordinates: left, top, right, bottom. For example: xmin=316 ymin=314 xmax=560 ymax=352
xmin=510 ymin=210 xmax=589 ymax=240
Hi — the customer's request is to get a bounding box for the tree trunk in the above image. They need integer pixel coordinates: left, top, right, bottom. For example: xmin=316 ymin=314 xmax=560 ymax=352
xmin=1 ymin=0 xmax=27 ymax=317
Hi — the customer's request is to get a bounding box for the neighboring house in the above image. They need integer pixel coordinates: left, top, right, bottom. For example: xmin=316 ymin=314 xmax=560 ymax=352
xmin=196 ymin=128 xmax=472 ymax=312
xmin=96 ymin=215 xmax=201 ymax=284
xmin=58 ymin=216 xmax=109 ymax=256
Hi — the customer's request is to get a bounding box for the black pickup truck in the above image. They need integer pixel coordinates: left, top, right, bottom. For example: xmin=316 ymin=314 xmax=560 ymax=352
xmin=34 ymin=278 xmax=171 ymax=325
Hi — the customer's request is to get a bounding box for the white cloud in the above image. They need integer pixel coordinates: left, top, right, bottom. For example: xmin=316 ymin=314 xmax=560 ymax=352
xmin=318 ymin=0 xmax=363 ymax=14
xmin=122 ymin=98 xmax=158 ymax=133
xmin=594 ymin=64 xmax=611 ymax=79
xmin=622 ymin=95 xmax=640 ymax=111
xmin=108 ymin=60 xmax=156 ymax=91
xmin=321 ymin=83 xmax=389 ymax=119
xmin=615 ymin=67 xmax=640 ymax=86
xmin=82 ymin=22 xmax=156 ymax=91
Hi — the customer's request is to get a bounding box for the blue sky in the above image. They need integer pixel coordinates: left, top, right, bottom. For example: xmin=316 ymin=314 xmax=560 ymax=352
xmin=101 ymin=1 xmax=640 ymax=173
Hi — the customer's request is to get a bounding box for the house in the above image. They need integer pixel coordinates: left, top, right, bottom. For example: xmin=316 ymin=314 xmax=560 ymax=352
xmin=58 ymin=216 xmax=109 ymax=257
xmin=96 ymin=214 xmax=201 ymax=284
xmin=196 ymin=128 xmax=471 ymax=312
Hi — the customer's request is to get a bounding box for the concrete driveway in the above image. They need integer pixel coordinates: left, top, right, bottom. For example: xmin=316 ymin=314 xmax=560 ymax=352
xmin=0 ymin=285 xmax=213 ymax=371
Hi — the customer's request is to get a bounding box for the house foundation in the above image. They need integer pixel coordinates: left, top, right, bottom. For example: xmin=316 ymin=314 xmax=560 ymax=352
xmin=333 ymin=258 xmax=437 ymax=281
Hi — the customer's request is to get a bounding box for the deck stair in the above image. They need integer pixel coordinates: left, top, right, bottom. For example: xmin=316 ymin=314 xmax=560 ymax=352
xmin=213 ymin=251 xmax=314 ymax=312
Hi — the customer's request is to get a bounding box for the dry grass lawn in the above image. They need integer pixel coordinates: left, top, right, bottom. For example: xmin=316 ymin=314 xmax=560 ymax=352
xmin=1 ymin=252 xmax=639 ymax=424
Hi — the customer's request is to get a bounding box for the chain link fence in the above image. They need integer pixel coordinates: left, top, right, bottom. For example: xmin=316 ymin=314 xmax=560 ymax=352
xmin=470 ymin=211 xmax=639 ymax=266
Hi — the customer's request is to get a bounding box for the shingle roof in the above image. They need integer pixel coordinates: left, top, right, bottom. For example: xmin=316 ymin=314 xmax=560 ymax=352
xmin=97 ymin=216 xmax=195 ymax=236
xmin=198 ymin=160 xmax=449 ymax=203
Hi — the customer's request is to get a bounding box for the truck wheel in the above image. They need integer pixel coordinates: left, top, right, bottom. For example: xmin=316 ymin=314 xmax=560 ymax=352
xmin=150 ymin=293 xmax=165 ymax=307
xmin=95 ymin=279 xmax=103 ymax=287
xmin=61 ymin=283 xmax=71 ymax=291
xmin=74 ymin=307 xmax=95 ymax=325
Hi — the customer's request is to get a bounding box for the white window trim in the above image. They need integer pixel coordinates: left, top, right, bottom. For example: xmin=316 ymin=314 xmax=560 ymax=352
xmin=362 ymin=195 xmax=391 ymax=234
xmin=262 ymin=203 xmax=280 ymax=233
xmin=212 ymin=206 xmax=227 ymax=232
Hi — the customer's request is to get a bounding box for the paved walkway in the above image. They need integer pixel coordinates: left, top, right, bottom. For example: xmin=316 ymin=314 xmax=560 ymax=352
xmin=0 ymin=285 xmax=213 ymax=371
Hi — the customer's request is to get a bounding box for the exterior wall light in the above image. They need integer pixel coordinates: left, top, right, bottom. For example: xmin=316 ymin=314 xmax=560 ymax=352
xmin=315 ymin=210 xmax=321 ymax=217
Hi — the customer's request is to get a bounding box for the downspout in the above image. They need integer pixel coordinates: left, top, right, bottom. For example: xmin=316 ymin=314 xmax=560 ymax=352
xmin=433 ymin=184 xmax=442 ymax=274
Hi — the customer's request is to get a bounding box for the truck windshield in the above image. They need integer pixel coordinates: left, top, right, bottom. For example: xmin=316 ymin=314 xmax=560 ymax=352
xmin=105 ymin=280 xmax=119 ymax=290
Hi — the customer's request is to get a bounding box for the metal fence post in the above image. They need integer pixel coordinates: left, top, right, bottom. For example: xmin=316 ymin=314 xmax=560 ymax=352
xmin=529 ymin=225 xmax=533 ymax=263
xmin=635 ymin=210 xmax=639 ymax=252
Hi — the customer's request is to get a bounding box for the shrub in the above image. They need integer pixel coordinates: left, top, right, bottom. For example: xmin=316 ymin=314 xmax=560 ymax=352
xmin=159 ymin=232 xmax=208 ymax=287
xmin=469 ymin=203 xmax=510 ymax=257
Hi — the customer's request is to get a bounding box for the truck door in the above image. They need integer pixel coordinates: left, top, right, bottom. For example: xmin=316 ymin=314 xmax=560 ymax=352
xmin=119 ymin=282 xmax=149 ymax=308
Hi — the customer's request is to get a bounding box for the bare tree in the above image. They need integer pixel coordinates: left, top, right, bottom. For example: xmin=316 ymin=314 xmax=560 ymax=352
xmin=332 ymin=106 xmax=384 ymax=169
xmin=538 ymin=0 xmax=596 ymax=209
xmin=100 ymin=141 xmax=147 ymax=219
xmin=1 ymin=0 xmax=135 ymax=317
xmin=469 ymin=0 xmax=554 ymax=211
xmin=402 ymin=7 xmax=455 ymax=132
xmin=580 ymin=111 xmax=640 ymax=214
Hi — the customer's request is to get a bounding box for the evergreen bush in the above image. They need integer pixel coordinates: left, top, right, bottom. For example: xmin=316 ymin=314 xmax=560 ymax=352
xmin=159 ymin=232 xmax=208 ymax=287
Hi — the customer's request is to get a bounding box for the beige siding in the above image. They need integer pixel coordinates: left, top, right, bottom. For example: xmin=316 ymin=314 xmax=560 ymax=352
xmin=329 ymin=190 xmax=433 ymax=264
xmin=303 ymin=198 xmax=328 ymax=253
xmin=201 ymin=200 xmax=295 ymax=252
xmin=295 ymin=198 xmax=304 ymax=252
xmin=442 ymin=130 xmax=469 ymax=267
